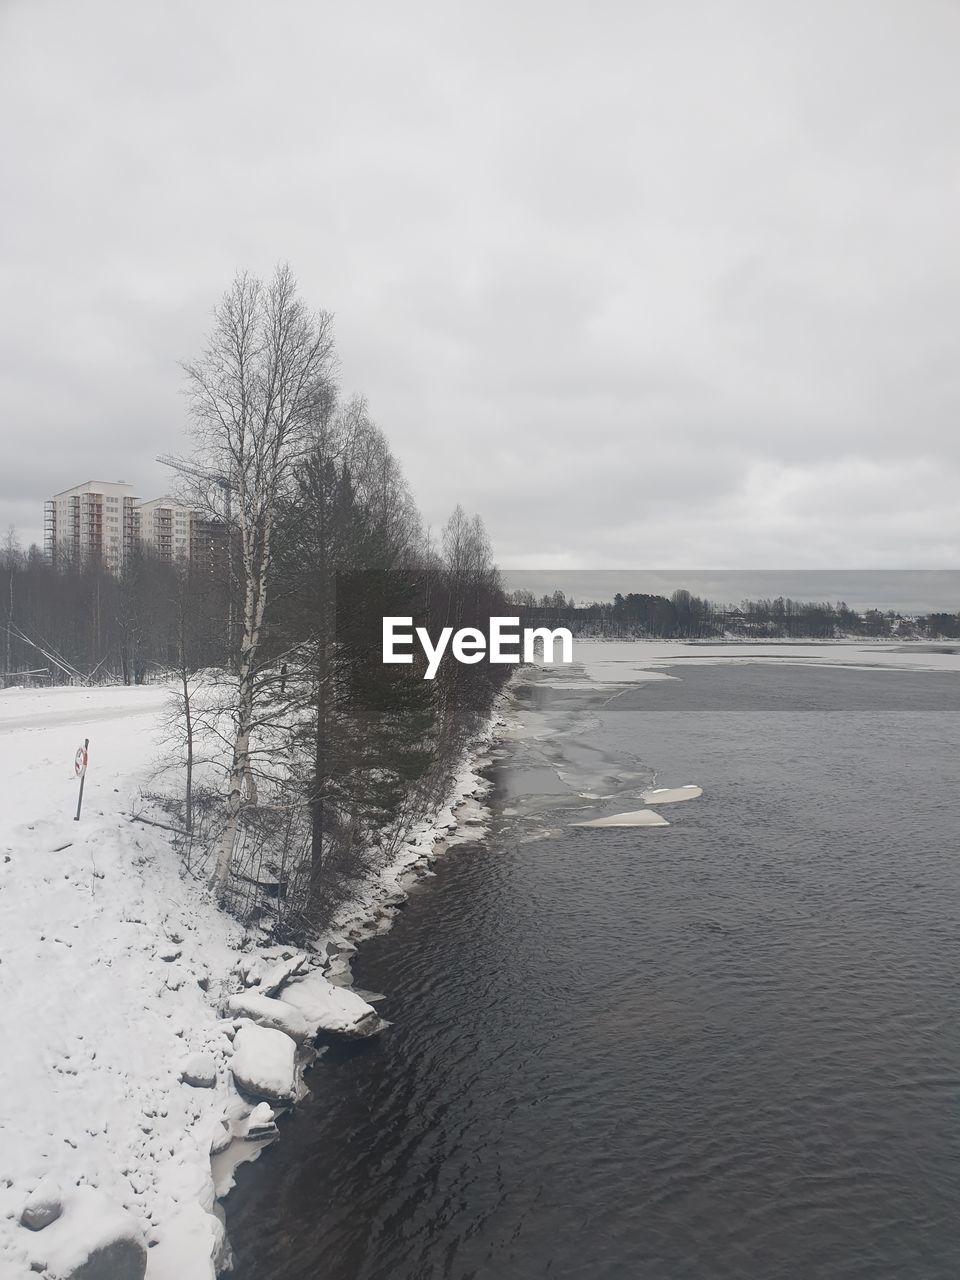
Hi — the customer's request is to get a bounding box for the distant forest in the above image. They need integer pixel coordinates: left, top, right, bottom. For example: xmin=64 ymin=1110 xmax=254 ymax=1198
xmin=508 ymin=588 xmax=960 ymax=641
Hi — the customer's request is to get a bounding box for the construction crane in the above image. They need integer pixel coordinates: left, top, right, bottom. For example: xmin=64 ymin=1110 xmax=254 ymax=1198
xmin=156 ymin=455 xmax=233 ymax=522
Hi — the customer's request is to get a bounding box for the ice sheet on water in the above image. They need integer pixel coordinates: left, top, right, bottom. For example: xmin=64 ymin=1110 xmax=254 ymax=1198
xmin=640 ymin=784 xmax=703 ymax=803
xmin=572 ymin=809 xmax=670 ymax=828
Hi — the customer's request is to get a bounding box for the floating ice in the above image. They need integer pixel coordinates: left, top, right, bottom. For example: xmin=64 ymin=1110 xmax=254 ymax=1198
xmin=640 ymin=784 xmax=702 ymax=804
xmin=572 ymin=809 xmax=670 ymax=828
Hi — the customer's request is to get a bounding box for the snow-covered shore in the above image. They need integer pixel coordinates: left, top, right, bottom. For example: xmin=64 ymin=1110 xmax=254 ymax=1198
xmin=0 ymin=683 xmax=507 ymax=1279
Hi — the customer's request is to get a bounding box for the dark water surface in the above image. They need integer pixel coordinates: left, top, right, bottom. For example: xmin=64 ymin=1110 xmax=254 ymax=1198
xmin=228 ymin=660 xmax=960 ymax=1279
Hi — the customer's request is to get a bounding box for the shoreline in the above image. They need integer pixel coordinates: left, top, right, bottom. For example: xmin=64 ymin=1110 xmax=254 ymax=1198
xmin=205 ymin=692 xmax=515 ymax=1273
xmin=0 ymin=682 xmax=512 ymax=1280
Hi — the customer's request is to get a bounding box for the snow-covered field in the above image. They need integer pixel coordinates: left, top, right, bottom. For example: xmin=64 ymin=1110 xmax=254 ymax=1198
xmin=0 ymin=682 xmax=501 ymax=1279
xmin=0 ymin=684 xmax=242 ymax=1278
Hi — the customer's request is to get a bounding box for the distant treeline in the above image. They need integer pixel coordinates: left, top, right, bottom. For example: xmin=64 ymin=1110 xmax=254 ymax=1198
xmin=507 ymin=588 xmax=960 ymax=641
xmin=0 ymin=536 xmax=231 ymax=685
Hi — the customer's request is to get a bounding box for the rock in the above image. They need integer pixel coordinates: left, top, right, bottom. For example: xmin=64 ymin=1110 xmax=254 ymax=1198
xmin=353 ymin=988 xmax=387 ymax=1004
xmin=258 ymin=953 xmax=308 ymax=997
xmin=209 ymin=1119 xmax=232 ymax=1155
xmin=21 ymin=1176 xmax=62 ymax=1230
xmin=26 ymin=1185 xmax=146 ymax=1280
xmin=230 ymin=1023 xmax=300 ymax=1105
xmin=280 ymin=971 xmax=388 ymax=1039
xmin=243 ymin=1102 xmax=278 ymax=1140
xmin=64 ymin=1236 xmax=147 ymax=1280
xmin=144 ymin=1202 xmax=224 ymax=1280
xmin=180 ymin=1052 xmax=217 ymax=1088
xmin=225 ymin=992 xmax=315 ymax=1043
xmin=158 ymin=946 xmax=181 ymax=962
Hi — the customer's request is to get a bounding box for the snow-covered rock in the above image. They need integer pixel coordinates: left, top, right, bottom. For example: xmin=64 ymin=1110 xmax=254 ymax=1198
xmin=20 ymin=1175 xmax=63 ymax=1230
xmin=209 ymin=1116 xmax=233 ymax=1155
xmin=180 ymin=1051 xmax=217 ymax=1088
xmin=243 ymin=1101 xmax=278 ymax=1140
xmin=24 ymin=1184 xmax=146 ymax=1280
xmin=143 ymin=1200 xmax=226 ymax=1280
xmin=225 ymin=991 xmax=316 ymax=1043
xmin=280 ymin=971 xmax=387 ymax=1039
xmin=230 ymin=1023 xmax=300 ymax=1105
xmin=258 ymin=952 xmax=309 ymax=996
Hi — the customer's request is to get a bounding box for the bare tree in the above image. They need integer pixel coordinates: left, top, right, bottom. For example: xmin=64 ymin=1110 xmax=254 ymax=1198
xmin=3 ymin=526 xmax=20 ymax=685
xmin=183 ymin=264 xmax=337 ymax=892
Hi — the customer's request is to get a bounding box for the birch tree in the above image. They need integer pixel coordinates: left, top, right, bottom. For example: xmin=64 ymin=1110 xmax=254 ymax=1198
xmin=183 ymin=264 xmax=336 ymax=892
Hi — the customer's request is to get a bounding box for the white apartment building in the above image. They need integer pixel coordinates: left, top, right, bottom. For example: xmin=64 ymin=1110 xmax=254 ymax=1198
xmin=44 ymin=480 xmax=140 ymax=572
xmin=137 ymin=495 xmax=194 ymax=562
xmin=44 ymin=482 xmax=201 ymax=570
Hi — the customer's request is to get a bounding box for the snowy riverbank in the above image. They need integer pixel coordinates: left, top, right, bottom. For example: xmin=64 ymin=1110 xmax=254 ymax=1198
xmin=0 ymin=683 xmax=507 ymax=1279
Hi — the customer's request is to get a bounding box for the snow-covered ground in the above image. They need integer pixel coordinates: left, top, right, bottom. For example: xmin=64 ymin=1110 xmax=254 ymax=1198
xmin=0 ymin=682 xmax=502 ymax=1279
xmin=0 ymin=684 xmax=242 ymax=1278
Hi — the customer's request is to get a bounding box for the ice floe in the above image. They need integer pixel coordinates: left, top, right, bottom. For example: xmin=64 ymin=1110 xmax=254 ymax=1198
xmin=640 ymin=784 xmax=703 ymax=803
xmin=572 ymin=809 xmax=670 ymax=827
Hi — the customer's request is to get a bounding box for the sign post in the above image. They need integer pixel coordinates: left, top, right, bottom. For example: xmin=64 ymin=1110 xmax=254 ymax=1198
xmin=74 ymin=739 xmax=89 ymax=821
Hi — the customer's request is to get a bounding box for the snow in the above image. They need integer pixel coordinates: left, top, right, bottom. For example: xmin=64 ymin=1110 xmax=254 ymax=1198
xmin=22 ymin=1183 xmax=146 ymax=1279
xmin=0 ymin=684 xmax=240 ymax=1279
xmin=180 ymin=1053 xmax=218 ymax=1089
xmin=229 ymin=1024 xmax=300 ymax=1106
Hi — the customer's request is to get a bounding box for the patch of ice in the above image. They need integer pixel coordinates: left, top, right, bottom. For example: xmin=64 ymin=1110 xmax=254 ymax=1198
xmin=572 ymin=809 xmax=670 ymax=828
xmin=640 ymin=784 xmax=703 ymax=803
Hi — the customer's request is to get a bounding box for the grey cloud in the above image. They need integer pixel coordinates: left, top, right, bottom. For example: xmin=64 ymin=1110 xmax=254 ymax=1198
xmin=1 ymin=0 xmax=958 ymax=570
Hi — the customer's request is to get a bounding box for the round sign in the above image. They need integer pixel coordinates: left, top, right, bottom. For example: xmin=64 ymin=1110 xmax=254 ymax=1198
xmin=74 ymin=745 xmax=88 ymax=777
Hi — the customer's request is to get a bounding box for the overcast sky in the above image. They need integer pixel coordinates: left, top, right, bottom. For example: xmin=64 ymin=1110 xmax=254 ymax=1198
xmin=2 ymin=0 xmax=958 ymax=572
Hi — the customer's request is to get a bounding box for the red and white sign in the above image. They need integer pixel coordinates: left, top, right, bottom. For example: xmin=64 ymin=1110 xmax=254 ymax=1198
xmin=74 ymin=745 xmax=88 ymax=778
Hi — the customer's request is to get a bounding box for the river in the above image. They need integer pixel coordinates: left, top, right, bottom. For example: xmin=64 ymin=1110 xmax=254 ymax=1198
xmin=227 ymin=644 xmax=960 ymax=1279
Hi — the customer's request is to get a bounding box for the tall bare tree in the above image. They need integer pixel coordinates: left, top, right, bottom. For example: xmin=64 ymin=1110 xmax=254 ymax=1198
xmin=183 ymin=264 xmax=336 ymax=892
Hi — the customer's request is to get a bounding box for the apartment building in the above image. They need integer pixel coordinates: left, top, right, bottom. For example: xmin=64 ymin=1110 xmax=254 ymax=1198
xmin=44 ymin=481 xmax=206 ymax=570
xmin=44 ymin=481 xmax=140 ymax=572
xmin=137 ymin=495 xmax=193 ymax=561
